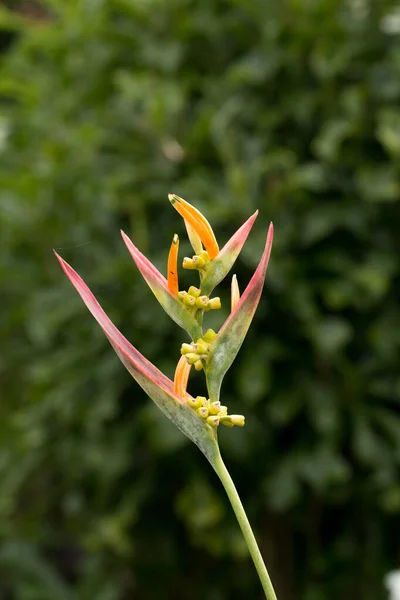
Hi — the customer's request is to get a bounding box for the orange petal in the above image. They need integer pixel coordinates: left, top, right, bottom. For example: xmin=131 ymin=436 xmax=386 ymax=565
xmin=167 ymin=234 xmax=179 ymax=295
xmin=169 ymin=194 xmax=219 ymax=259
xmin=174 ymin=355 xmax=192 ymax=398
xmin=231 ymin=274 xmax=240 ymax=312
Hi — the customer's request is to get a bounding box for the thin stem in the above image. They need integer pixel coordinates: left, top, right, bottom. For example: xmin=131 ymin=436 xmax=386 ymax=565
xmin=213 ymin=452 xmax=278 ymax=600
xmin=195 ymin=308 xmax=204 ymax=328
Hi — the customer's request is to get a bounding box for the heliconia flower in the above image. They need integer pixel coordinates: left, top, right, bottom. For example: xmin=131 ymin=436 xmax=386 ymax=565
xmin=231 ymin=274 xmax=240 ymax=312
xmin=205 ymin=223 xmax=274 ymax=403
xmin=55 ymin=196 xmax=277 ymax=597
xmin=167 ymin=234 xmax=179 ymax=295
xmin=54 ymin=252 xmax=219 ymax=463
xmin=169 ymin=194 xmax=219 ymax=259
xmin=120 ymin=230 xmax=202 ymax=341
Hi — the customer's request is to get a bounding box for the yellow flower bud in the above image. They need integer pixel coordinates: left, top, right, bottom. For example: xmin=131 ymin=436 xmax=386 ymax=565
xmin=207 ymin=297 xmax=221 ymax=311
xmin=195 ymin=295 xmax=209 ymax=309
xmin=221 ymin=419 xmax=234 ymax=428
xmin=230 ymin=414 xmax=245 ymax=427
xmin=209 ymin=401 xmax=221 ymax=415
xmin=194 ymin=359 xmax=204 ymax=371
xmin=181 ymin=343 xmax=193 ymax=355
xmin=202 ymin=329 xmax=217 ymax=343
xmin=207 ymin=415 xmax=220 ymax=427
xmin=196 ymin=396 xmax=208 ymax=407
xmin=185 ymin=353 xmax=199 ymax=365
xmin=183 ymin=294 xmax=196 ymax=308
xmin=192 ymin=255 xmax=205 ymax=269
xmin=178 ymin=291 xmax=187 ymax=301
xmin=193 ymin=340 xmax=208 ymax=355
xmin=218 ymin=405 xmax=228 ymax=417
xmin=197 ymin=406 xmax=209 ymax=419
xmin=198 ymin=250 xmax=210 ymax=263
xmin=182 ymin=257 xmax=196 ymax=270
xmin=187 ymin=396 xmax=203 ymax=409
xmin=188 ymin=286 xmax=201 ymax=298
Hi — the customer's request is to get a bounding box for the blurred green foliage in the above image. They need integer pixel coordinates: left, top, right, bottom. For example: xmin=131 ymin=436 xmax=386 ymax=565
xmin=1 ymin=1 xmax=400 ymax=598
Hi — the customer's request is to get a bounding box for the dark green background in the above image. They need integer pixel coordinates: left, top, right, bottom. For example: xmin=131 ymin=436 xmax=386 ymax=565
xmin=1 ymin=1 xmax=399 ymax=598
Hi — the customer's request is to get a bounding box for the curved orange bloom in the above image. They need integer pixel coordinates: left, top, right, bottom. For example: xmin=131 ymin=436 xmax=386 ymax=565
xmin=174 ymin=355 xmax=192 ymax=397
xmin=167 ymin=234 xmax=179 ymax=295
xmin=169 ymin=194 xmax=219 ymax=259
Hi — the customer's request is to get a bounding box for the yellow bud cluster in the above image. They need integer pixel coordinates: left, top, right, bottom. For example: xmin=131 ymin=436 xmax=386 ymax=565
xmin=180 ymin=329 xmax=217 ymax=371
xmin=178 ymin=290 xmax=221 ymax=313
xmin=182 ymin=250 xmax=210 ymax=271
xmin=188 ymin=396 xmax=245 ymax=428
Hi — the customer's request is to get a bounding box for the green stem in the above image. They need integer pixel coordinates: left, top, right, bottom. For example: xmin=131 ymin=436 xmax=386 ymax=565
xmin=195 ymin=308 xmax=204 ymax=329
xmin=213 ymin=452 xmax=278 ymax=600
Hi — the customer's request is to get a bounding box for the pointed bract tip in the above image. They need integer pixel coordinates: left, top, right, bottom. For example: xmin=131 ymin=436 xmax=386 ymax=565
xmin=168 ymin=193 xmax=178 ymax=204
xmin=266 ymin=222 xmax=274 ymax=253
xmin=172 ymin=233 xmax=179 ymax=244
xmin=54 ymin=251 xmax=70 ymax=271
xmin=120 ymin=229 xmax=129 ymax=243
xmin=246 ymin=209 xmax=259 ymax=225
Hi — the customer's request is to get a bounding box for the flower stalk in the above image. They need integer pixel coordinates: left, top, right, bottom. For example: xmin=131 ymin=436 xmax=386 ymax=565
xmin=214 ymin=452 xmax=278 ymax=600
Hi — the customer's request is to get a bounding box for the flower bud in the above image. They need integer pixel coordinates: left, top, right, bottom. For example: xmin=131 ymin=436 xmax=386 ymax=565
xmin=182 ymin=257 xmax=196 ymax=270
xmin=230 ymin=414 xmax=245 ymax=427
xmin=195 ymin=295 xmax=209 ymax=309
xmin=209 ymin=401 xmax=221 ymax=415
xmin=183 ymin=294 xmax=196 ymax=308
xmin=206 ymin=297 xmax=221 ymax=311
xmin=221 ymin=419 xmax=234 ymax=428
xmin=196 ymin=396 xmax=209 ymax=407
xmin=202 ymin=329 xmax=217 ymax=343
xmin=188 ymin=286 xmax=201 ymax=298
xmin=192 ymin=255 xmax=205 ymax=269
xmin=218 ymin=405 xmax=228 ymax=417
xmin=178 ymin=291 xmax=187 ymax=302
xmin=207 ymin=415 xmax=220 ymax=427
xmin=185 ymin=352 xmax=200 ymax=365
xmin=194 ymin=359 xmax=204 ymax=371
xmin=181 ymin=343 xmax=194 ymax=355
xmin=187 ymin=396 xmax=203 ymax=409
xmin=193 ymin=339 xmax=209 ymax=355
xmin=197 ymin=406 xmax=209 ymax=419
xmin=199 ymin=251 xmax=210 ymax=264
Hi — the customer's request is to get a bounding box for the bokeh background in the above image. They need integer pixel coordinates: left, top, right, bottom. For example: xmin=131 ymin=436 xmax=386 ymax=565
xmin=1 ymin=1 xmax=400 ymax=598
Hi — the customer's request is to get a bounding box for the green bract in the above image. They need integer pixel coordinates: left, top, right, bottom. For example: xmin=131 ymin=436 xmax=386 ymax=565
xmin=200 ymin=211 xmax=258 ymax=296
xmin=205 ymin=224 xmax=274 ymax=403
xmin=55 ymin=253 xmax=219 ymax=462
xmin=121 ymin=230 xmax=202 ymax=341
